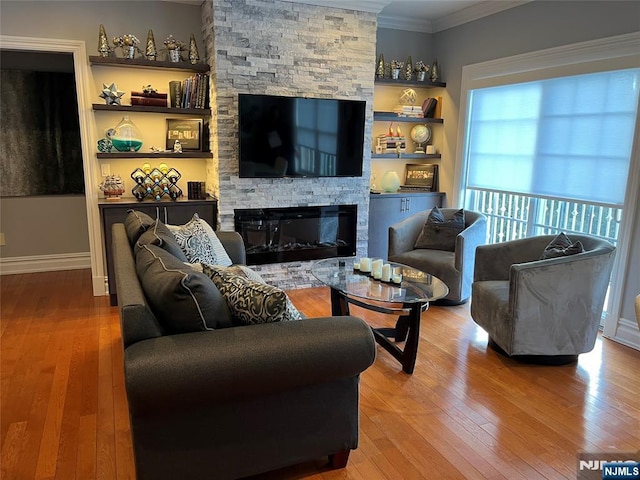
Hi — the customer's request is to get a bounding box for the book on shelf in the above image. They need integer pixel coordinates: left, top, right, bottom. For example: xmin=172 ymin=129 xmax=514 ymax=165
xmin=421 ymin=97 xmax=438 ymax=118
xmin=169 ymin=81 xmax=182 ymax=108
xmin=177 ymin=73 xmax=209 ymax=109
xmin=131 ymin=96 xmax=168 ymax=107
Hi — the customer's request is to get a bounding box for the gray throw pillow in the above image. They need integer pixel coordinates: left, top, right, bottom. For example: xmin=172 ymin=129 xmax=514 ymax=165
xmin=124 ymin=210 xmax=155 ymax=245
xmin=135 ymin=220 xmax=189 ymax=262
xmin=135 ymin=244 xmax=232 ymax=333
xmin=166 ymin=214 xmax=233 ymax=267
xmin=541 ymin=232 xmax=584 ymax=259
xmin=414 ymin=207 xmax=465 ymax=251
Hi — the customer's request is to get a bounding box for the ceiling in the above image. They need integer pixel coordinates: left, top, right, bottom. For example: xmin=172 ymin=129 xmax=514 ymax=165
xmin=171 ymin=0 xmax=530 ymax=33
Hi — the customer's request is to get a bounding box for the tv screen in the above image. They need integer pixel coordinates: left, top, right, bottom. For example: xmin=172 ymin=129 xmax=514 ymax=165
xmin=238 ymin=93 xmax=365 ymax=178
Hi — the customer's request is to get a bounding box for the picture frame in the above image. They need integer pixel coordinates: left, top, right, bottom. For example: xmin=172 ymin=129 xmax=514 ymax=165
xmin=166 ymin=118 xmax=202 ymax=151
xmin=404 ymin=163 xmax=438 ymax=191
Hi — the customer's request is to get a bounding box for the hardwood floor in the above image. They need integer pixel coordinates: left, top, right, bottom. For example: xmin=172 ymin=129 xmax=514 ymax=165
xmin=1 ymin=269 xmax=639 ymax=479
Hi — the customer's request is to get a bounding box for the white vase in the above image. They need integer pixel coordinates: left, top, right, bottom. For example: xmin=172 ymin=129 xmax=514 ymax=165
xmin=381 ymin=171 xmax=400 ymax=193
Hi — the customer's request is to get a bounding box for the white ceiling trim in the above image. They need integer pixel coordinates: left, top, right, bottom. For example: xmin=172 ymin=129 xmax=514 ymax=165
xmin=292 ymin=0 xmax=391 ymax=14
xmin=377 ymin=13 xmax=433 ymax=33
xmin=431 ymin=0 xmax=531 ymax=32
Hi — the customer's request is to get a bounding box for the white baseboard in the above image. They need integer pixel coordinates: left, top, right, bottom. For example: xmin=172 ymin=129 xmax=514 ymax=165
xmin=0 ymin=252 xmax=91 ymax=275
xmin=603 ymin=317 xmax=640 ymax=351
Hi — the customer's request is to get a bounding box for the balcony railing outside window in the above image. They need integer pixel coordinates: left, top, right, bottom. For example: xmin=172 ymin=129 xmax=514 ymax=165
xmin=466 ymin=188 xmax=622 ymax=246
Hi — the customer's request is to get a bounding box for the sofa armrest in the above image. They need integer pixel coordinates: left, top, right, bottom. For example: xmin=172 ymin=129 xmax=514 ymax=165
xmin=388 ymin=211 xmax=429 ymax=257
xmin=124 ymin=316 xmax=376 ymax=416
xmin=454 ymin=216 xmax=486 ymax=272
xmin=217 ymin=231 xmax=246 ymax=264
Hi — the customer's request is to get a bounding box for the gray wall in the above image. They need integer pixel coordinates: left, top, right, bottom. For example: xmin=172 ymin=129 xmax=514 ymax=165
xmin=0 ymin=1 xmax=203 ymax=259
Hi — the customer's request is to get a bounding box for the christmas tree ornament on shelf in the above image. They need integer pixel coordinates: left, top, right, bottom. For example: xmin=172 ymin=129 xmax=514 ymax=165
xmin=376 ymin=53 xmax=385 ymax=78
xmin=189 ymin=33 xmax=200 ymax=64
xmin=430 ymin=58 xmax=440 ymax=82
xmin=97 ymin=24 xmax=112 ymax=58
xmin=145 ymin=29 xmax=157 ymax=61
xmin=405 ymin=56 xmax=413 ymax=81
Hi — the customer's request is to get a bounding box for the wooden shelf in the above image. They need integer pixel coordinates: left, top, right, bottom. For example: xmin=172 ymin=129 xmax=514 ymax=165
xmin=371 ymin=153 xmax=441 ymax=160
xmin=97 ymin=152 xmax=212 ymax=159
xmin=373 ymin=112 xmax=443 ymax=123
xmin=89 ymin=55 xmax=209 ymax=73
xmin=374 ymin=78 xmax=446 ymax=88
xmin=92 ymin=104 xmax=209 ymax=116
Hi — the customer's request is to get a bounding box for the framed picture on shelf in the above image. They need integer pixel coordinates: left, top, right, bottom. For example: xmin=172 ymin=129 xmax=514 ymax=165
xmin=166 ymin=118 xmax=202 ymax=151
xmin=404 ymin=164 xmax=438 ymax=191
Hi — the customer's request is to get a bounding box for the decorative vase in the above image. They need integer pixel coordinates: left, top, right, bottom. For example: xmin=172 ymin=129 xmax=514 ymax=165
xmin=417 ymin=71 xmax=427 ymax=81
xmin=381 ymin=171 xmax=401 ymax=193
xmin=168 ymin=49 xmax=181 ymax=62
xmin=111 ymin=116 xmax=143 ymax=152
xmin=124 ymin=45 xmax=136 ymax=59
xmin=391 ymin=68 xmax=401 ymax=80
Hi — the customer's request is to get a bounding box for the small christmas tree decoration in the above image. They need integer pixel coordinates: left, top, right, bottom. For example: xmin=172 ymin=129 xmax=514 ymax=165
xmin=98 ymin=24 xmax=112 ymax=58
xmin=188 ymin=34 xmax=200 ymax=65
xmin=376 ymin=53 xmax=385 ymax=78
xmin=430 ymin=58 xmax=440 ymax=82
xmin=405 ymin=56 xmax=413 ymax=81
xmin=145 ymin=29 xmax=157 ymax=61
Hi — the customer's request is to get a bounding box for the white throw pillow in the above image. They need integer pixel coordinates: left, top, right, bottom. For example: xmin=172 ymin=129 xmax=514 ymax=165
xmin=167 ymin=214 xmax=233 ymax=267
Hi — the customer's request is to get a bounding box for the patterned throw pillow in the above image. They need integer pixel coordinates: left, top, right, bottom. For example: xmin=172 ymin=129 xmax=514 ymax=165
xmin=540 ymin=232 xmax=584 ymax=259
xmin=203 ymin=264 xmax=303 ymax=324
xmin=414 ymin=207 xmax=465 ymax=251
xmin=167 ymin=214 xmax=233 ymax=267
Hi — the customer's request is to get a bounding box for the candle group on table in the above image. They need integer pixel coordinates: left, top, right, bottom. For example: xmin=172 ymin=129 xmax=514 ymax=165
xmin=354 ymin=258 xmax=402 ymax=284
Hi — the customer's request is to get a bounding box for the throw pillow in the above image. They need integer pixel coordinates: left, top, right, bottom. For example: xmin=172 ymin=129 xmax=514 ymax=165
xmin=167 ymin=214 xmax=233 ymax=267
xmin=203 ymin=265 xmax=294 ymax=326
xmin=136 ymin=220 xmax=189 ymax=262
xmin=414 ymin=207 xmax=465 ymax=251
xmin=124 ymin=210 xmax=155 ymax=245
xmin=203 ymin=264 xmax=303 ymax=322
xmin=135 ymin=244 xmax=232 ymax=333
xmin=540 ymin=232 xmax=584 ymax=259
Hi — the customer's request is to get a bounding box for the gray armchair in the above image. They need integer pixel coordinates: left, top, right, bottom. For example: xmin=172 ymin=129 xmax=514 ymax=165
xmin=471 ymin=234 xmax=616 ymax=363
xmin=388 ymin=208 xmax=487 ymax=305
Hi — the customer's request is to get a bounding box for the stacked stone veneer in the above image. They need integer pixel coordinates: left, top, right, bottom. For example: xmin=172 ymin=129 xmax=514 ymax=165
xmin=201 ymin=0 xmax=376 ymax=289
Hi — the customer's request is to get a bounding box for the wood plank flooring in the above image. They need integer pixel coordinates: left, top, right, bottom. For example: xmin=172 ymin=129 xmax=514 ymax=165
xmin=1 ymin=269 xmax=639 ymax=479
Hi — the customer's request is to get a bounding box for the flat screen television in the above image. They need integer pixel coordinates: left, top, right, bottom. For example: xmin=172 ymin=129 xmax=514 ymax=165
xmin=238 ymin=93 xmax=365 ymax=178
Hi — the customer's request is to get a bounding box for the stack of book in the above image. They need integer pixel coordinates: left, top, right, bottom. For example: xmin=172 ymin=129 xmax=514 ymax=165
xmin=170 ymin=74 xmax=209 ymax=109
xmin=377 ymin=133 xmax=406 ymax=151
xmin=130 ymin=90 xmax=168 ymax=107
xmin=393 ymin=105 xmax=423 ymax=118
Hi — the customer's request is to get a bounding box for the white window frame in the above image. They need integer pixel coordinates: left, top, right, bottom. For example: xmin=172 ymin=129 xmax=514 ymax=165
xmin=453 ymin=32 xmax=640 ymax=342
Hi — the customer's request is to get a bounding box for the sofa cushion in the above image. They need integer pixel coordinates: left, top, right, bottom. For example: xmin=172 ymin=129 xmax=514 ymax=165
xmin=414 ymin=206 xmax=465 ymax=251
xmin=124 ymin=210 xmax=155 ymax=245
xmin=540 ymin=232 xmax=584 ymax=260
xmin=167 ymin=214 xmax=233 ymax=267
xmin=203 ymin=264 xmax=304 ymax=322
xmin=135 ymin=244 xmax=232 ymax=333
xmin=202 ymin=265 xmax=296 ymax=326
xmin=136 ymin=220 xmax=189 ymax=262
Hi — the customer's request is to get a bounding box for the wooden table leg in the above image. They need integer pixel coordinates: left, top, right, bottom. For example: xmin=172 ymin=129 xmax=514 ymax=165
xmin=400 ymin=303 xmax=423 ymax=374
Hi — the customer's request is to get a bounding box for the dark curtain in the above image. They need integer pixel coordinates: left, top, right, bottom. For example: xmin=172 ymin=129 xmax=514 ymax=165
xmin=0 ymin=69 xmax=84 ymax=196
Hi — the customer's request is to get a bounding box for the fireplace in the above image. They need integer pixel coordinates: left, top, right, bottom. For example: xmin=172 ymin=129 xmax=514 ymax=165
xmin=234 ymin=205 xmax=357 ymax=265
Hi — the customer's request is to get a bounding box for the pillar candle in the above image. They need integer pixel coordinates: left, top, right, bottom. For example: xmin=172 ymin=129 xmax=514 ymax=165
xmin=372 ymin=259 xmax=383 ymax=276
xmin=360 ymin=257 xmax=372 ymax=272
xmin=381 ymin=264 xmax=391 ymax=282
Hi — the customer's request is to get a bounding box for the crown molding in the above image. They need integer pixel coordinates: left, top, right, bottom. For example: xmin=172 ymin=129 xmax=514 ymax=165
xmin=432 ymin=0 xmax=531 ymax=32
xmin=293 ymin=0 xmax=391 ymax=14
xmin=377 ymin=13 xmax=433 ymax=33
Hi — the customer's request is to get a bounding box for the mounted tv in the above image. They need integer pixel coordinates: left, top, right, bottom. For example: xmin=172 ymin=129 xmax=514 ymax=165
xmin=238 ymin=93 xmax=365 ymax=178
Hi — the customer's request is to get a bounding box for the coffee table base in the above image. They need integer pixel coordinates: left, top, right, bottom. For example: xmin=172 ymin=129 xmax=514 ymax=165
xmin=330 ymin=288 xmax=428 ymax=374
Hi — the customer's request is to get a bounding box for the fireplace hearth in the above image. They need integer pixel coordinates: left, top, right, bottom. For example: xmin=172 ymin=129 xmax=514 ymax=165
xmin=234 ymin=205 xmax=357 ymax=265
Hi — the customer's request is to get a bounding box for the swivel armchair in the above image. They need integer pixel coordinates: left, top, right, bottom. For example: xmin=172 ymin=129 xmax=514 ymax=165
xmin=388 ymin=208 xmax=487 ymax=305
xmin=471 ymin=234 xmax=616 ymax=364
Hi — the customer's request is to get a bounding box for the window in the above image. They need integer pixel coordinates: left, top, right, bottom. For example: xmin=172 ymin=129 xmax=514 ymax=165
xmin=462 ymin=69 xmax=640 ymax=245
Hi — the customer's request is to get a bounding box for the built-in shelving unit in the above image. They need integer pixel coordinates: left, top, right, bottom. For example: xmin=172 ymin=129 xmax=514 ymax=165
xmin=374 ymin=78 xmax=446 ymax=88
xmin=373 ymin=111 xmax=444 ymax=123
xmin=371 ymin=152 xmax=441 ymax=160
xmin=92 ymin=103 xmax=209 ymax=116
xmin=89 ymin=55 xmax=210 ymax=73
xmin=97 ymin=152 xmax=212 ymax=159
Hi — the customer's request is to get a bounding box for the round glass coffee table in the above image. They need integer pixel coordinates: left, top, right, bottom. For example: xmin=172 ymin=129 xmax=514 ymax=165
xmin=311 ymin=257 xmax=448 ymax=374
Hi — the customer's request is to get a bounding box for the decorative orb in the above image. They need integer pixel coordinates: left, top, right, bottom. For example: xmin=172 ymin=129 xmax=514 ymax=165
xmin=410 ymin=124 xmax=432 ymax=145
xmin=380 ymin=171 xmax=401 ymax=193
xmin=399 ymin=88 xmax=417 ymax=105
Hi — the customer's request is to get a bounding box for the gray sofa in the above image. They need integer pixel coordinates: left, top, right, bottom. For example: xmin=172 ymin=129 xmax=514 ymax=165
xmin=112 ymin=220 xmax=376 ymax=480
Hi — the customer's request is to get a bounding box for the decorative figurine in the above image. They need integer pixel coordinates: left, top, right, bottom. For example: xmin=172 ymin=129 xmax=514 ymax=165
xmin=99 ymin=82 xmax=125 ymax=105
xmin=99 ymin=174 xmax=125 ymax=199
xmin=142 ymin=84 xmax=158 ymax=95
xmin=188 ymin=33 xmax=200 ymax=65
xmin=173 ymin=139 xmax=183 ymax=153
xmin=405 ymin=56 xmax=413 ymax=81
xmin=430 ymin=58 xmax=440 ymax=82
xmin=145 ymin=29 xmax=157 ymax=61
xmin=376 ymin=53 xmax=385 ymax=78
xmin=97 ymin=138 xmax=113 ymax=153
xmin=97 ymin=24 xmax=112 ymax=58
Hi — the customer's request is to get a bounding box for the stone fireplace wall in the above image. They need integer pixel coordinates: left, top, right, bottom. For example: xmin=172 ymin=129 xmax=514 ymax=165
xmin=201 ymin=0 xmax=376 ymax=289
